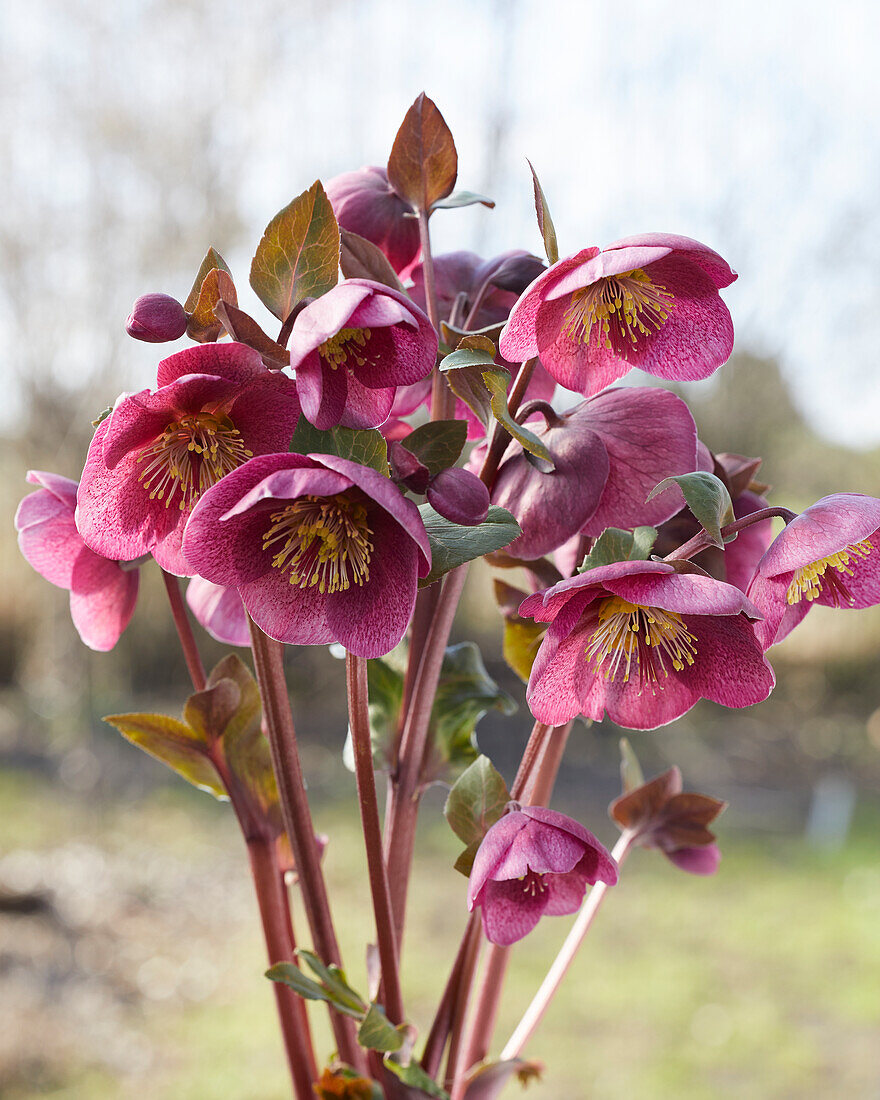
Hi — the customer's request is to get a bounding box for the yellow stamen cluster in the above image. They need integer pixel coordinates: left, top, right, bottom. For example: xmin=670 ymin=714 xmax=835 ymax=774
xmin=585 ymin=595 xmax=697 ymax=692
xmin=562 ymin=267 xmax=674 ymax=357
xmin=263 ymin=493 xmax=373 ymax=594
xmin=137 ymin=412 xmax=253 ymax=511
xmin=786 ymin=539 xmax=873 ymax=606
xmin=319 ymin=327 xmax=372 ymax=370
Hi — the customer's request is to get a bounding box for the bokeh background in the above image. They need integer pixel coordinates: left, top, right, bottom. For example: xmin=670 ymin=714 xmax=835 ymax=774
xmin=2 ymin=2 xmax=880 ymax=1097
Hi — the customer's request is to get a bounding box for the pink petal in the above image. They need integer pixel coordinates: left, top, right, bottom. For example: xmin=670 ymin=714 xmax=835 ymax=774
xmin=541 ymin=867 xmax=590 ymax=915
xmin=240 ymin=569 xmax=334 ymax=647
xmin=69 ymin=550 xmax=139 ymax=651
xmin=16 ymin=490 xmax=82 ymax=588
xmin=25 ymin=470 xmax=79 ymax=508
xmin=296 ymin=350 xmax=348 ymax=430
xmin=604 ymin=571 xmax=762 ymax=618
xmin=665 ymin=844 xmax=721 ymax=875
xmin=603 ymin=233 xmax=737 ymax=288
xmin=186 ymin=577 xmax=250 ymax=647
xmin=480 ymin=878 xmax=548 ymax=946
xmin=156 ymin=341 xmax=267 ymax=389
xmin=758 ymin=495 xmax=880 ymax=576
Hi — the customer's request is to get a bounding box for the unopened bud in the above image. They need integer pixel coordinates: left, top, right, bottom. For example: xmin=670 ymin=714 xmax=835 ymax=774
xmin=126 ymin=293 xmax=187 ymax=343
xmin=427 ymin=467 xmax=490 ymax=526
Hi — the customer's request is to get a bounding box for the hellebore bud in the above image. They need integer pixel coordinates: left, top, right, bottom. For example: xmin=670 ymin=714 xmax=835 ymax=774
xmin=427 ymin=467 xmax=490 ymax=526
xmin=125 ymin=293 xmax=188 ymax=343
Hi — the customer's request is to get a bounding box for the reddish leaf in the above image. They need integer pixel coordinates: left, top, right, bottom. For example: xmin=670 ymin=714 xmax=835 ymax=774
xmin=339 ymin=228 xmax=404 ymax=292
xmin=387 ymin=93 xmax=458 ymax=212
xmin=184 ymin=247 xmax=232 ymax=312
xmin=213 ymin=299 xmax=290 ymax=369
xmin=527 ymin=160 xmax=559 ymax=265
xmin=250 ymin=180 xmax=340 ymax=322
xmin=187 ymin=268 xmax=238 ymax=342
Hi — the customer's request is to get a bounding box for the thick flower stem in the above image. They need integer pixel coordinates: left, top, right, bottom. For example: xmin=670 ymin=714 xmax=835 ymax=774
xmin=478 ymin=358 xmax=537 ymax=488
xmin=384 ymin=564 xmax=470 ymax=946
xmin=246 ymin=835 xmax=318 ymax=1099
xmin=442 ymin=917 xmax=485 ymax=1089
xmin=420 ymin=912 xmax=481 ymax=1079
xmin=666 ymin=506 xmax=797 ymax=564
xmin=346 ymin=652 xmax=405 ymax=1024
xmin=161 ymin=569 xmax=206 ymax=691
xmin=247 ymin=619 xmax=365 ymax=1072
xmin=417 ymin=207 xmax=455 ymax=422
xmin=451 ymin=724 xmax=572 ymax=1090
xmin=498 ymin=831 xmax=636 ymax=1062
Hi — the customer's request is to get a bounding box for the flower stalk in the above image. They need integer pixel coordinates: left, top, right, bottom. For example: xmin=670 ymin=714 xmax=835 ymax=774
xmin=161 ymin=569 xmax=206 ymax=691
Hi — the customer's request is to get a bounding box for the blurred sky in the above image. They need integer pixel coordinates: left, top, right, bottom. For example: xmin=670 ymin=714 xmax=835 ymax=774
xmin=3 ymin=0 xmax=879 ymax=447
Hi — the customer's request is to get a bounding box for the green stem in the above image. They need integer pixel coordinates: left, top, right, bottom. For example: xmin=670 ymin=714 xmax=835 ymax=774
xmin=248 ymin=620 xmax=365 ymax=1072
xmin=346 ymin=652 xmax=405 ymax=1024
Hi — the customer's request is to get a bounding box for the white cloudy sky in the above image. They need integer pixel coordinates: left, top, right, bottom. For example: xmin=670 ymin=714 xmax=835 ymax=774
xmin=3 ymin=0 xmax=879 ymax=447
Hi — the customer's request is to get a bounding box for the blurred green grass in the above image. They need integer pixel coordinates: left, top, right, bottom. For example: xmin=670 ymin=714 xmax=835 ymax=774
xmin=2 ymin=768 xmax=879 ymax=1099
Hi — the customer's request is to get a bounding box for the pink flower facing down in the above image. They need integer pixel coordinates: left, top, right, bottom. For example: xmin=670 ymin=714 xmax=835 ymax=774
xmin=490 ymin=386 xmax=698 ymax=560
xmin=16 ymin=472 xmax=138 ymax=651
xmin=746 ymin=493 xmax=880 ymax=649
xmin=181 ymin=453 xmax=431 ymax=657
xmin=186 ymin=577 xmax=250 ymax=647
xmin=499 ymin=234 xmax=737 ymax=397
xmin=467 ymin=805 xmax=618 ymax=946
xmin=521 ymin=560 xmax=775 ymax=731
xmin=76 ymin=342 xmax=301 ymax=576
xmin=288 ymin=280 xmax=438 ymax=432
xmin=609 ymin=766 xmax=725 ymax=876
xmin=325 ymin=166 xmax=421 ymax=276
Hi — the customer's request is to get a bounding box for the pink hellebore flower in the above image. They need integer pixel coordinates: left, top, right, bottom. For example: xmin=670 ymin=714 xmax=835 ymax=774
xmin=521 ymin=560 xmax=774 ymax=731
xmin=410 ymin=250 xmax=546 ymax=331
xmin=186 ymin=577 xmax=250 ymax=647
xmin=499 ymin=234 xmax=736 ymax=397
xmin=325 ymin=166 xmax=421 ymax=276
xmin=609 ymin=766 xmax=725 ymax=876
xmin=467 ymin=805 xmax=618 ymax=946
xmin=490 ymin=386 xmax=698 ymax=560
xmin=288 ymin=280 xmax=438 ymax=432
xmin=16 ymin=471 xmax=138 ymax=651
xmin=181 ymin=453 xmax=431 ymax=658
xmin=76 ymin=342 xmax=301 ymax=576
xmin=746 ymin=493 xmax=880 ymax=649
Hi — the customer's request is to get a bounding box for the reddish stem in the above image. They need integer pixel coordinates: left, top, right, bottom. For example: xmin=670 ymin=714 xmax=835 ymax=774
xmin=161 ymin=569 xmax=206 ymax=691
xmin=248 ymin=620 xmax=366 ymax=1072
xmin=346 ymin=652 xmax=405 ymax=1024
xmin=443 ymin=916 xmax=485 ymax=1089
xmin=247 ymin=836 xmax=318 ymax=1098
xmin=665 ymin=506 xmax=796 ymax=563
xmin=420 ymin=913 xmax=481 ymax=1078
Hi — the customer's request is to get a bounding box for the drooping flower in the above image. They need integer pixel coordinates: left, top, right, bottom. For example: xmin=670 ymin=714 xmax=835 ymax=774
xmin=609 ymin=766 xmax=725 ymax=875
xmin=499 ymin=234 xmax=736 ymax=397
xmin=125 ymin=293 xmax=187 ymax=343
xmin=325 ymin=165 xmax=421 ymax=275
xmin=489 ymin=386 xmax=698 ymax=560
xmin=288 ymin=279 xmax=438 ymax=431
xmin=425 ymin=467 xmax=489 ymax=526
xmin=654 ymin=449 xmax=773 ymax=592
xmin=521 ymin=560 xmax=774 ymax=730
xmin=467 ymin=805 xmax=618 ymax=946
xmin=186 ymin=576 xmax=250 ymax=647
xmin=181 ymin=453 xmax=431 ymax=657
xmin=76 ymin=342 xmax=301 ymax=576
xmin=16 ymin=471 xmax=139 ymax=651
xmin=746 ymin=493 xmax=880 ymax=649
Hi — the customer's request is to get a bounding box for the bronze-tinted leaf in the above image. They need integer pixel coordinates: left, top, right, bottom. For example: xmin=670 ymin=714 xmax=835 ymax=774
xmin=103 ymin=712 xmax=225 ymax=797
xmin=184 ymin=247 xmax=233 ymax=312
xmin=213 ymin=299 xmax=290 ymax=369
xmin=527 ymin=160 xmax=559 ymax=265
xmin=387 ymin=93 xmax=458 ymax=212
xmin=183 ymin=678 xmax=242 ymax=746
xmin=187 ymin=268 xmax=237 ymax=342
xmin=339 ymin=229 xmax=404 ymax=292
xmin=250 ymin=180 xmax=340 ymax=322
xmin=609 ymin=766 xmax=681 ymax=832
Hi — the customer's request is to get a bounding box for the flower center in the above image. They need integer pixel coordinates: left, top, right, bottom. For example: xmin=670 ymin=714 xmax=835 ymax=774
xmin=561 ymin=268 xmax=674 ymax=356
xmin=585 ymin=595 xmax=697 ymax=691
xmin=518 ymin=871 xmax=549 ymax=897
xmin=319 ymin=327 xmax=373 ymax=370
xmin=262 ymin=493 xmax=373 ymax=594
xmin=136 ymin=412 xmax=253 ymax=511
xmin=786 ymin=539 xmax=872 ymax=606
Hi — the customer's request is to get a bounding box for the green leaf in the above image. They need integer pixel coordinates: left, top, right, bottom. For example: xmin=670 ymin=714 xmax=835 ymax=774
xmin=527 ymin=160 xmax=559 ymax=265
xmin=383 ymin=1056 xmax=450 ymax=1099
xmin=102 ymin=712 xmax=225 ymax=798
xmin=444 ymin=755 xmax=511 ymax=847
xmin=339 ymin=228 xmax=405 ymax=292
xmin=421 ymin=643 xmax=516 ymax=788
xmin=431 ymin=190 xmax=495 ymax=211
xmin=400 ymin=420 xmax=467 ymax=477
xmin=357 ymin=1003 xmax=405 ymax=1053
xmin=647 ymin=472 xmax=735 ymax=549
xmin=443 ymin=367 xmax=493 ymax=428
xmin=418 ymin=504 xmax=521 ymax=586
xmin=185 ymin=247 xmax=233 ymax=312
xmin=578 ymin=526 xmax=658 ymax=573
xmin=288 ymin=415 xmax=389 ymax=476
xmin=387 ymin=93 xmax=458 ymax=212
xmin=183 ymin=678 xmax=242 ymax=746
xmin=438 ymin=347 xmax=497 ymax=372
xmin=453 ymin=839 xmax=481 ymax=877
xmin=481 ymin=367 xmax=553 ymax=467
xmin=296 ymin=950 xmax=367 ymax=1017
xmin=619 ymin=737 xmax=645 ymax=794
xmin=265 ymin=962 xmax=336 ymax=1005
xmin=250 ymin=180 xmax=340 ymax=322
